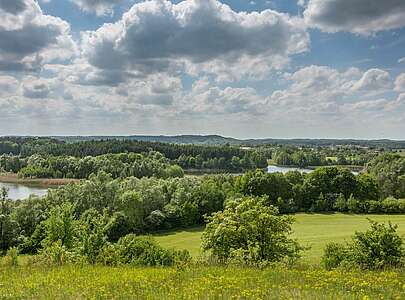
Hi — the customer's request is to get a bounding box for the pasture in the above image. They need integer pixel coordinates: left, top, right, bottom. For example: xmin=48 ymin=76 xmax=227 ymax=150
xmin=154 ymin=213 xmax=405 ymax=263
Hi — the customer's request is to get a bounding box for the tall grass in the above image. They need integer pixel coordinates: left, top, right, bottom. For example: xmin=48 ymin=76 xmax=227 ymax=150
xmin=1 ymin=263 xmax=405 ymax=299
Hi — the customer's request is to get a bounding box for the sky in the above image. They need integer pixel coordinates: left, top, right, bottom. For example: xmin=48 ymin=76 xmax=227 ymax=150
xmin=0 ymin=0 xmax=405 ymax=139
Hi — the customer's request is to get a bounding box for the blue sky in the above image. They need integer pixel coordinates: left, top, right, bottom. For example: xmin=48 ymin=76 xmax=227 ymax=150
xmin=0 ymin=0 xmax=405 ymax=138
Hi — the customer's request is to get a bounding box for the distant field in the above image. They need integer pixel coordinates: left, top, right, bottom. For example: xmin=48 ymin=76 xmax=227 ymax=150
xmin=154 ymin=214 xmax=405 ymax=263
xmin=397 ymin=150 xmax=405 ymax=157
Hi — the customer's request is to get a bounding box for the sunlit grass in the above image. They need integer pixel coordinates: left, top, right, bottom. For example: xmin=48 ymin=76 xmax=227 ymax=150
xmin=154 ymin=214 xmax=405 ymax=263
xmin=2 ymin=264 xmax=405 ymax=299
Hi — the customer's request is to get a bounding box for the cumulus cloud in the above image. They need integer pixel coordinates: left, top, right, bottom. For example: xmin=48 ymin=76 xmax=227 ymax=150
xmin=81 ymin=0 xmax=309 ymax=83
xmin=351 ymin=69 xmax=392 ymax=92
xmin=398 ymin=57 xmax=405 ymax=64
xmin=304 ymin=0 xmax=405 ymax=35
xmin=0 ymin=0 xmax=27 ymax=15
xmin=70 ymin=0 xmax=124 ymax=16
xmin=22 ymin=78 xmax=50 ymax=98
xmin=0 ymin=0 xmax=76 ymax=72
xmin=0 ymin=75 xmax=19 ymax=94
xmin=269 ymin=66 xmax=397 ymax=117
xmin=395 ymin=73 xmax=405 ymax=92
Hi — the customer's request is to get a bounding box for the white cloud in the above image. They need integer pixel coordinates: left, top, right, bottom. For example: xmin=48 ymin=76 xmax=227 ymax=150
xmin=304 ymin=0 xmax=405 ymax=35
xmin=395 ymin=73 xmax=405 ymax=92
xmin=398 ymin=57 xmax=405 ymax=64
xmin=351 ymin=69 xmax=392 ymax=92
xmin=22 ymin=78 xmax=50 ymax=98
xmin=0 ymin=75 xmax=19 ymax=94
xmin=0 ymin=0 xmax=76 ymax=72
xmin=81 ymin=0 xmax=309 ymax=83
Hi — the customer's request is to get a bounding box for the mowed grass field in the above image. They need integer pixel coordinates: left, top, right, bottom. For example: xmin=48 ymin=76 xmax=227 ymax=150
xmin=154 ymin=214 xmax=405 ymax=263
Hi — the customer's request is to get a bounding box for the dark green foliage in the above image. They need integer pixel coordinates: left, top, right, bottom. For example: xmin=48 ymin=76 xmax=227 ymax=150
xmin=350 ymin=221 xmax=404 ymax=269
xmin=322 ymin=221 xmax=405 ymax=270
xmin=0 ymin=188 xmax=20 ymax=253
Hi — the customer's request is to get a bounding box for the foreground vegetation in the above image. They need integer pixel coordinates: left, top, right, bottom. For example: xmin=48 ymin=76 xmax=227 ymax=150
xmin=1 ymin=137 xmax=405 ymax=298
xmin=1 ymin=264 xmax=405 ymax=299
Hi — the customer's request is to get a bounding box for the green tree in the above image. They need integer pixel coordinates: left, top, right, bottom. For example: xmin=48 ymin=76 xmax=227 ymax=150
xmin=42 ymin=203 xmax=76 ymax=250
xmin=201 ymin=196 xmax=302 ymax=264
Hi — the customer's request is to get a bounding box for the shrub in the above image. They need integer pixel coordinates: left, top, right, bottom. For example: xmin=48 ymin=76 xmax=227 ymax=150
xmin=322 ymin=220 xmax=405 ymax=270
xmin=5 ymin=247 xmax=19 ymax=267
xmin=321 ymin=243 xmax=348 ymax=270
xmin=40 ymin=241 xmax=74 ymax=266
xmin=350 ymin=221 xmax=404 ymax=269
xmin=115 ymin=235 xmax=189 ymax=266
xmin=201 ymin=196 xmax=303 ymax=265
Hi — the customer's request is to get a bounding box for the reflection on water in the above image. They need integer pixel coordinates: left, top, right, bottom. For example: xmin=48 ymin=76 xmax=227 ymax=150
xmin=267 ymin=165 xmax=359 ymax=175
xmin=267 ymin=165 xmax=313 ymax=174
xmin=0 ymin=182 xmax=48 ymax=200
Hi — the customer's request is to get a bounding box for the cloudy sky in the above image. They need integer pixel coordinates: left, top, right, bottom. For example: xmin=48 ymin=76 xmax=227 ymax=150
xmin=0 ymin=0 xmax=404 ymax=139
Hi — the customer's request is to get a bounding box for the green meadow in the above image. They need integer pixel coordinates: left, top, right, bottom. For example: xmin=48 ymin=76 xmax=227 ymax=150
xmin=154 ymin=213 xmax=405 ymax=263
xmin=3 ymin=213 xmax=405 ymax=299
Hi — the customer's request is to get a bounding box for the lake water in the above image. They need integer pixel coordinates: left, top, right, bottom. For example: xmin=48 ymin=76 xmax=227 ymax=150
xmin=0 ymin=182 xmax=48 ymax=200
xmin=267 ymin=165 xmax=313 ymax=174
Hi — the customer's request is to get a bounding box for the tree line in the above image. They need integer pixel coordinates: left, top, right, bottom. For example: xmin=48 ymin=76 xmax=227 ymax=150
xmin=1 ymin=152 xmax=405 ymax=255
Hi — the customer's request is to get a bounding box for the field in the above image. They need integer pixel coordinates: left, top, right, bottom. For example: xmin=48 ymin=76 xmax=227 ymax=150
xmin=154 ymin=214 xmax=405 ymax=263
xmin=3 ymin=214 xmax=405 ymax=299
xmin=2 ymin=264 xmax=405 ymax=299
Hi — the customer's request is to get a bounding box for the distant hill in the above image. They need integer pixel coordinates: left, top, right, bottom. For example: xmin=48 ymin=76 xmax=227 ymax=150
xmin=52 ymin=135 xmax=405 ymax=149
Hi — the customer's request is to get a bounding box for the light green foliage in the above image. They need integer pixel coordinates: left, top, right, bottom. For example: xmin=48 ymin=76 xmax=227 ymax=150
xmin=42 ymin=203 xmax=76 ymax=250
xmin=334 ymin=193 xmax=347 ymax=212
xmin=5 ymin=247 xmax=19 ymax=267
xmin=76 ymin=209 xmax=108 ymax=264
xmin=201 ymin=196 xmax=302 ymax=264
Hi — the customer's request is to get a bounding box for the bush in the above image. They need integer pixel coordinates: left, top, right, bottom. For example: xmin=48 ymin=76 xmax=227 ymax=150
xmin=322 ymin=220 xmax=405 ymax=270
xmin=115 ymin=235 xmax=189 ymax=266
xmin=201 ymin=196 xmax=302 ymax=265
xmin=40 ymin=241 xmax=74 ymax=266
xmin=350 ymin=221 xmax=404 ymax=269
xmin=5 ymin=247 xmax=19 ymax=267
xmin=321 ymin=243 xmax=348 ymax=270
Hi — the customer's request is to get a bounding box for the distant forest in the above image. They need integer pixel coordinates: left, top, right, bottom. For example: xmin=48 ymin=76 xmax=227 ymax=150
xmin=50 ymin=135 xmax=405 ymax=149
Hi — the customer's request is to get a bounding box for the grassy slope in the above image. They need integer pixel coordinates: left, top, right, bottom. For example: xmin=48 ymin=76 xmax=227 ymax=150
xmin=154 ymin=214 xmax=405 ymax=263
xmin=2 ymin=264 xmax=405 ymax=299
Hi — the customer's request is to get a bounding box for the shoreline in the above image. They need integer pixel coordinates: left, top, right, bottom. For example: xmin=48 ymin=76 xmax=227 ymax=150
xmin=0 ymin=173 xmax=80 ymax=187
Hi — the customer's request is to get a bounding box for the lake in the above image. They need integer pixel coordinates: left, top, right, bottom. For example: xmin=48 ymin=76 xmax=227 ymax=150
xmin=0 ymin=182 xmax=48 ymax=200
xmin=267 ymin=165 xmax=313 ymax=174
xmin=267 ymin=165 xmax=360 ymax=175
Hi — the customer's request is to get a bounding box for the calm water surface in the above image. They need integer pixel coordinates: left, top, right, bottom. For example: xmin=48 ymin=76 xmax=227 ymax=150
xmin=0 ymin=182 xmax=48 ymax=200
xmin=267 ymin=165 xmax=313 ymax=174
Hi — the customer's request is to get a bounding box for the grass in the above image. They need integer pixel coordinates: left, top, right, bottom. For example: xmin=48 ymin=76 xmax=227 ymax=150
xmin=0 ymin=173 xmax=79 ymax=187
xmin=154 ymin=214 xmax=405 ymax=263
xmin=3 ymin=213 xmax=405 ymax=299
xmin=1 ymin=264 xmax=405 ymax=299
